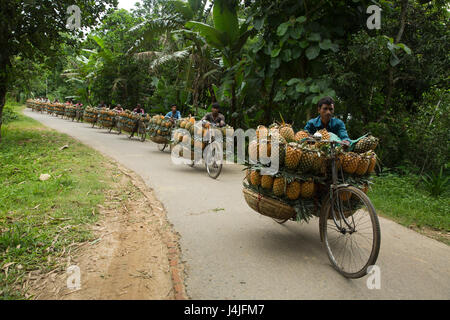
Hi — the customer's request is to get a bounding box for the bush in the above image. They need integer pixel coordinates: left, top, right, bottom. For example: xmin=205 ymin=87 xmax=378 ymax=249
xmin=2 ymin=106 xmax=18 ymax=125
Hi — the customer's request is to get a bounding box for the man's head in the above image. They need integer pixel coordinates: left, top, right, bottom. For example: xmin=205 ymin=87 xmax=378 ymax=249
xmin=211 ymin=102 xmax=220 ymax=116
xmin=317 ymin=96 xmax=335 ymax=124
xmin=137 ymin=104 xmax=141 ymax=108
xmin=170 ymin=104 xmax=177 ymax=113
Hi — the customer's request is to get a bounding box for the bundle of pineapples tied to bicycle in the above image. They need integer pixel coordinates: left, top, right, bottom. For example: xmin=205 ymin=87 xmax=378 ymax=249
xmin=116 ymin=109 xmax=146 ymax=133
xmin=64 ymin=104 xmax=77 ymax=120
xmin=148 ymin=114 xmax=177 ymax=144
xmin=243 ymin=121 xmax=379 ymax=221
xmin=96 ymin=107 xmax=116 ymax=128
xmin=171 ymin=117 xmax=234 ymax=159
xmin=83 ymin=106 xmax=99 ymax=123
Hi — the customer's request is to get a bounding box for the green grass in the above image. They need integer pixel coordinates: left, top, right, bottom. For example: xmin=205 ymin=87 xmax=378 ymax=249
xmin=369 ymin=173 xmax=450 ymax=242
xmin=0 ymin=102 xmax=117 ymax=299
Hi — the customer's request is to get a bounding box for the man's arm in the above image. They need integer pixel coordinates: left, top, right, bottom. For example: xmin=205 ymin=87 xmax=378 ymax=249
xmin=201 ymin=113 xmax=210 ymax=121
xmin=219 ymin=114 xmax=226 ymax=127
xmin=336 ymin=120 xmax=351 ymax=144
xmin=164 ymin=112 xmax=171 ymax=118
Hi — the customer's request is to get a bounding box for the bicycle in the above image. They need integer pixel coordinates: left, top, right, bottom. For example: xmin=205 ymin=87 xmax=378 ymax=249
xmin=317 ymin=138 xmax=381 ymax=278
xmin=184 ymin=121 xmax=223 ymax=179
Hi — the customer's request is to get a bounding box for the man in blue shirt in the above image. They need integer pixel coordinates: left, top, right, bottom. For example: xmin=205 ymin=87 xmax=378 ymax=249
xmin=304 ymin=96 xmax=351 ymax=146
xmin=165 ymin=104 xmax=181 ymax=122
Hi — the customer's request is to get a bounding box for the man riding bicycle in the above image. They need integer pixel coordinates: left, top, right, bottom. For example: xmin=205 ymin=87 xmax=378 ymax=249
xmin=202 ymin=102 xmax=226 ymax=128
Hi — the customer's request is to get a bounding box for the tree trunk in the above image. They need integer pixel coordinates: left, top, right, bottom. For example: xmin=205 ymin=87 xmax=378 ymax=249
xmin=231 ymin=81 xmax=237 ymax=128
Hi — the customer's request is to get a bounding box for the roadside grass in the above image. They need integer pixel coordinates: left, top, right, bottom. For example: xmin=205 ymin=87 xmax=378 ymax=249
xmin=369 ymin=173 xmax=450 ymax=244
xmin=0 ymin=102 xmax=120 ymax=299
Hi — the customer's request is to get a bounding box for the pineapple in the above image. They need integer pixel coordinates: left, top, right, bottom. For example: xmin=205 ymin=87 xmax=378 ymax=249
xmin=312 ymin=151 xmax=327 ymax=175
xmin=355 ymin=155 xmax=370 ymax=176
xmin=261 ymin=175 xmax=274 ymax=190
xmin=315 ymin=129 xmax=330 ymax=147
xmin=285 ymin=143 xmax=302 ymax=169
xmin=295 ymin=130 xmax=309 ymax=142
xmin=279 ymin=124 xmax=295 ymax=142
xmin=250 ymin=170 xmax=261 ymax=186
xmin=270 ymin=138 xmax=286 ymax=167
xmin=273 ymin=177 xmax=286 ymax=197
xmin=354 ymin=135 xmax=379 ymax=153
xmin=245 ymin=169 xmax=251 ymax=184
xmin=298 ymin=147 xmax=315 ymax=173
xmin=259 ymin=139 xmax=271 ymax=158
xmin=286 ymin=181 xmax=302 ymax=200
xmin=248 ymin=140 xmax=259 ymax=162
xmin=300 ymin=180 xmax=315 ymax=199
xmin=367 ymin=151 xmax=377 ymax=173
xmin=256 ymin=125 xmax=269 ymax=139
xmin=341 ymin=152 xmax=359 ymax=174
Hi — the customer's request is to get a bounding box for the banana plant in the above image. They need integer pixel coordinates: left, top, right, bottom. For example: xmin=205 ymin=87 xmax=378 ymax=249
xmin=185 ymin=0 xmax=255 ymax=125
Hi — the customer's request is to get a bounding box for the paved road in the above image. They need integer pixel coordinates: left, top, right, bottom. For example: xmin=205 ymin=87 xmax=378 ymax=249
xmin=25 ymin=110 xmax=450 ymax=300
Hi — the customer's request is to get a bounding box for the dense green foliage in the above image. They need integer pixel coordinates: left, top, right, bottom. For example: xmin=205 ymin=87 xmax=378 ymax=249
xmin=4 ymin=0 xmax=450 ymax=178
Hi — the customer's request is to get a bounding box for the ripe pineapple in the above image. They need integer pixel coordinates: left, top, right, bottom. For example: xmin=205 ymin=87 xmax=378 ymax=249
xmin=315 ymin=129 xmax=330 ymax=147
xmin=300 ymin=180 xmax=315 ymax=199
xmin=249 ymin=140 xmax=259 ymax=162
xmin=295 ymin=130 xmax=309 ymax=142
xmin=354 ymin=135 xmax=379 ymax=153
xmin=256 ymin=125 xmax=269 ymax=139
xmin=270 ymin=138 xmax=286 ymax=167
xmin=259 ymin=139 xmax=271 ymax=158
xmin=279 ymin=124 xmax=295 ymax=142
xmin=285 ymin=143 xmax=302 ymax=169
xmin=272 ymin=177 xmax=286 ymax=197
xmin=367 ymin=151 xmax=377 ymax=173
xmin=286 ymin=181 xmax=302 ymax=200
xmin=245 ymin=169 xmax=251 ymax=184
xmin=341 ymin=152 xmax=359 ymax=174
xmin=250 ymin=170 xmax=261 ymax=186
xmin=261 ymin=175 xmax=274 ymax=190
xmin=312 ymin=151 xmax=327 ymax=175
xmin=298 ymin=147 xmax=315 ymax=173
xmin=355 ymin=155 xmax=370 ymax=176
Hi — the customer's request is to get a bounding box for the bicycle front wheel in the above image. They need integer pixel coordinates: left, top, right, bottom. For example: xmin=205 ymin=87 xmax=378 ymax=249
xmin=321 ymin=186 xmax=381 ymax=279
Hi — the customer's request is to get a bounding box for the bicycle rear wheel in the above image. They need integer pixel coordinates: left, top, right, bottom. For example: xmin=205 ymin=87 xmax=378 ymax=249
xmin=205 ymin=144 xmax=222 ymax=179
xmin=320 ymin=186 xmax=380 ymax=279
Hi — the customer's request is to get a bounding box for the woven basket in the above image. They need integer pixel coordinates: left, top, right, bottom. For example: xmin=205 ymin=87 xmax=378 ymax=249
xmin=243 ymin=188 xmax=296 ymax=220
xmin=150 ymin=136 xmax=170 ymax=144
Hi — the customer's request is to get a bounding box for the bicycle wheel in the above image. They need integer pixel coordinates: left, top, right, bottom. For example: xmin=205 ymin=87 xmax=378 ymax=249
xmin=320 ymin=186 xmax=380 ymax=279
xmin=205 ymin=146 xmax=222 ymax=179
xmin=138 ymin=123 xmax=146 ymax=142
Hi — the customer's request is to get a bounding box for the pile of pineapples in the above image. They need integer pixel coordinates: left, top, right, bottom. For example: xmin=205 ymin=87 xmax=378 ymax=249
xmin=148 ymin=115 xmax=175 ymax=139
xmin=244 ymin=123 xmax=379 ymax=220
xmin=98 ymin=108 xmax=118 ymax=128
xmin=45 ymin=102 xmax=54 ymax=114
xmin=83 ymin=106 xmax=98 ymax=123
xmin=53 ymin=103 xmax=66 ymax=116
xmin=117 ymin=110 xmax=140 ymax=132
xmin=65 ymin=104 xmax=77 ymax=119
xmin=172 ymin=118 xmax=235 ymax=156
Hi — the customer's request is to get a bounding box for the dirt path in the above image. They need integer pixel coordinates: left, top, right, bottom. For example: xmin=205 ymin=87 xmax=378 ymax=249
xmin=30 ymin=164 xmax=186 ymax=300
